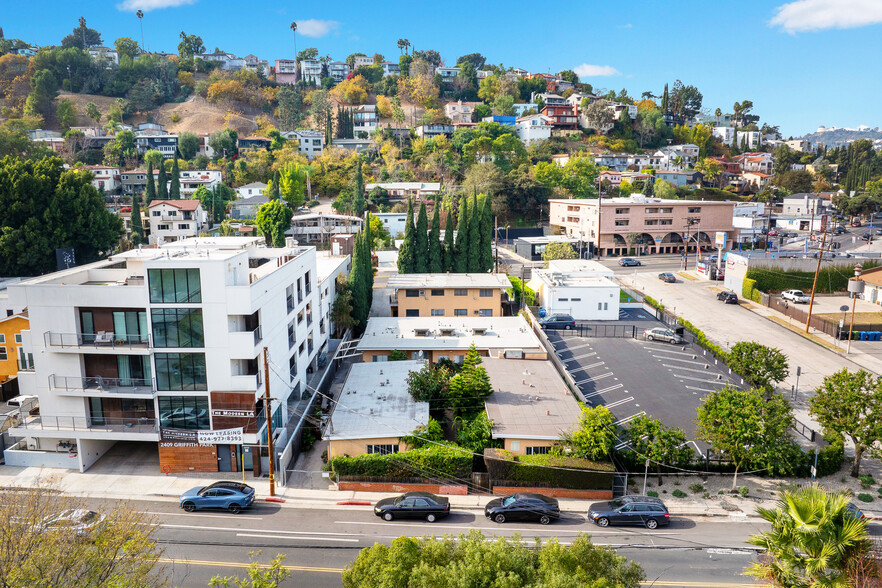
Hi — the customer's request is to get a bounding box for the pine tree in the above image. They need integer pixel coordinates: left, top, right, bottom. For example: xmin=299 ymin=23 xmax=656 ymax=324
xmin=169 ymin=157 xmax=180 ymax=199
xmin=130 ymin=194 xmax=144 ymax=245
xmin=479 ymin=196 xmax=493 ymax=272
xmin=414 ymin=201 xmax=429 ymax=273
xmin=428 ymin=204 xmax=442 ymax=273
xmin=443 ymin=208 xmax=455 ymax=272
xmin=467 ymin=192 xmax=481 ymax=272
xmin=157 ymin=162 xmax=168 ymax=200
xmin=145 ymin=161 xmax=156 ymax=205
xmin=454 ymin=196 xmax=469 ymax=272
xmin=397 ymin=198 xmax=416 ymax=273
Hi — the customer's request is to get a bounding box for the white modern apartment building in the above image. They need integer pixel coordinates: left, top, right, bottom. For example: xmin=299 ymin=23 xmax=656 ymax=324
xmin=146 ymin=200 xmax=206 ymax=245
xmin=352 ymin=105 xmax=378 ymax=136
xmin=5 ymin=237 xmax=333 ymax=475
xmin=178 ymin=169 xmax=223 ymax=198
xmin=287 ymin=213 xmax=364 ymax=244
xmin=283 ymin=130 xmax=324 ymax=159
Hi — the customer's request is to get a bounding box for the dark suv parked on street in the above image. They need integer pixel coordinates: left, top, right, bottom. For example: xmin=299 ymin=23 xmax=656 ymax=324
xmin=587 ymin=495 xmax=670 ymax=529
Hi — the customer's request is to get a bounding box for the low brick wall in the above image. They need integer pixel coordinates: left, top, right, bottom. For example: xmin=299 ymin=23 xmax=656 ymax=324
xmin=338 ymin=481 xmax=469 ymax=495
xmin=492 ymin=487 xmax=613 ymax=500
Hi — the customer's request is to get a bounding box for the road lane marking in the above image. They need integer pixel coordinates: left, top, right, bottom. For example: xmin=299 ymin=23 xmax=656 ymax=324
xmin=236 ymin=533 xmax=358 ymax=543
xmin=158 ymin=523 xmax=358 ymax=536
xmin=332 ymin=520 xmax=682 ymax=535
xmin=605 ymin=396 xmax=634 ymax=409
xmin=146 ymin=512 xmax=263 ymax=521
xmin=575 ymin=373 xmax=613 ymax=384
xmin=583 ymin=384 xmax=623 ymax=398
xmin=158 ymin=558 xmax=342 ymax=573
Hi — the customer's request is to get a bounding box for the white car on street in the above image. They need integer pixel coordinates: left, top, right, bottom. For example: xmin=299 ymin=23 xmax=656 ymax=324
xmin=782 ymin=289 xmax=810 ymax=304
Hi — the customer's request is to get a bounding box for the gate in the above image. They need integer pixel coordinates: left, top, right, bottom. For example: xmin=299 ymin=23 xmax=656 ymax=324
xmin=560 ymin=324 xmax=637 ymax=338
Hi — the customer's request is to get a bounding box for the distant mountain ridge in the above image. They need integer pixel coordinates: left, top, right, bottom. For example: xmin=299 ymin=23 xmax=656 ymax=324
xmin=800 ymin=125 xmax=882 ymax=148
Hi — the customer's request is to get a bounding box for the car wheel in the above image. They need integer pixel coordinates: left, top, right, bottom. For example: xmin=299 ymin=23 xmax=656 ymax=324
xmin=228 ymin=503 xmax=241 ymax=514
xmin=647 ymin=335 xmax=654 ymax=341
xmin=646 ymin=518 xmax=658 ymax=530
xmin=494 ymin=514 xmax=506 ymax=524
xmin=539 ymin=515 xmax=551 ymax=525
xmin=426 ymin=513 xmax=437 ymax=523
xmin=383 ymin=512 xmax=394 ymax=521
xmin=565 ymin=324 xmax=572 ymax=330
xmin=182 ymin=502 xmax=196 ymax=513
xmin=670 ymin=339 xmax=679 ymax=345
xmin=596 ymin=517 xmax=609 ymax=527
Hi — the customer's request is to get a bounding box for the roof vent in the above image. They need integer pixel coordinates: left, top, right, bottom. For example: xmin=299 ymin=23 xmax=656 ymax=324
xmin=439 ymin=327 xmax=455 ymax=336
xmin=472 ymin=327 xmax=487 ymax=335
xmin=414 ymin=328 xmax=429 ymax=337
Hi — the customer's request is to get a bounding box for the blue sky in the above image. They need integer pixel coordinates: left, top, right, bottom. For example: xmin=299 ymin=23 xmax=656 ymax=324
xmin=5 ymin=0 xmax=882 ymax=137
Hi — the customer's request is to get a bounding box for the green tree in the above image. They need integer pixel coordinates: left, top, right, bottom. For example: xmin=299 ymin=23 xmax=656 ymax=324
xmin=177 ymin=31 xmax=205 ymax=59
xmin=397 ymin=198 xmax=416 ymax=274
xmin=208 ymin=128 xmax=237 ymax=160
xmin=777 ymin=170 xmax=814 ymax=194
xmin=61 ymin=17 xmax=102 ymax=49
xmin=130 ymin=194 xmax=144 ymax=245
xmin=696 ymin=386 xmax=796 ymax=488
xmin=428 ymin=204 xmax=443 ymax=273
xmin=467 ymin=193 xmax=481 ymax=271
xmin=479 ymin=196 xmax=493 ymax=271
xmin=330 ymin=275 xmax=357 ymax=337
xmin=255 ymin=199 xmax=293 ymax=247
xmin=406 ymin=363 xmax=453 ymax=412
xmin=156 ymin=160 xmax=168 ymax=200
xmin=210 ymin=553 xmax=290 ymax=588
xmin=143 ymin=149 xmax=163 ymax=168
xmin=747 ymin=484 xmax=871 ymax=588
xmin=443 ymin=208 xmax=455 ymax=272
xmin=113 ymin=36 xmax=140 ymax=60
xmin=654 ymin=178 xmax=677 ymax=199
xmin=103 ymin=129 xmax=137 ymax=167
xmin=169 ymin=156 xmax=180 ymax=199
xmin=562 ymin=405 xmax=617 ymax=461
xmin=279 ymin=162 xmax=308 ymax=211
xmin=623 ymin=415 xmax=693 ymax=484
xmin=542 ymin=241 xmax=577 ymax=265
xmin=726 ymin=341 xmax=789 ymax=393
xmin=177 ymin=132 xmax=200 ymax=160
xmin=447 ymin=344 xmax=492 ymax=418
xmin=454 ymin=196 xmax=469 ymax=272
xmin=368 ymin=212 xmax=392 ymax=248
xmin=695 ymin=157 xmax=723 ymax=188
xmin=413 ymin=201 xmax=429 ymax=273
xmin=534 ymin=154 xmax=598 ymax=199
xmin=349 ymin=219 xmax=373 ymax=331
xmin=144 ymin=160 xmax=155 ymax=205
xmin=85 ymin=102 xmax=101 ymax=125
xmin=809 ymin=369 xmax=882 ymax=478
xmin=55 ymin=99 xmax=76 ymax=131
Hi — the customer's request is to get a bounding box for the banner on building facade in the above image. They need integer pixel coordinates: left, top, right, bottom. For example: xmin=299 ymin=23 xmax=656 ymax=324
xmin=160 ymin=428 xmax=198 ymax=442
xmin=197 ymin=427 xmax=244 ymax=446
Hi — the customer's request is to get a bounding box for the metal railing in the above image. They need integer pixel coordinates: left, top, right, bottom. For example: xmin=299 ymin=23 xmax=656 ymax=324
xmin=49 ymin=375 xmax=155 ymax=395
xmin=45 ymin=332 xmax=150 ymax=350
xmin=253 ymin=325 xmax=262 ymax=345
xmin=13 ymin=415 xmax=158 ymax=434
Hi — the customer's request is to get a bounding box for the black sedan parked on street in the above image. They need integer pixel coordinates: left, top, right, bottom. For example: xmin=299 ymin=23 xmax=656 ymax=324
xmin=485 ymin=493 xmax=560 ymax=525
xmin=587 ymin=495 xmax=670 ymax=529
xmin=374 ymin=492 xmax=451 ymax=522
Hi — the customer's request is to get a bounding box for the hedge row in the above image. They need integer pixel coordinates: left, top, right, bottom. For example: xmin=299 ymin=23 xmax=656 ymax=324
xmin=746 ymin=262 xmax=879 ymax=295
xmin=327 ymin=445 xmax=473 ymax=481
xmin=742 ymin=277 xmax=763 ymax=304
xmin=644 ymin=295 xmax=664 ymax=311
xmin=484 ymin=449 xmax=615 ymax=490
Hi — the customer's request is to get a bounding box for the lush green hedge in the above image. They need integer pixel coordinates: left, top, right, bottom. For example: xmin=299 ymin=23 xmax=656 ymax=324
xmin=507 ymin=276 xmax=536 ymax=306
xmin=742 ymin=277 xmax=762 ymax=303
xmin=807 ymin=439 xmax=845 ymax=478
xmin=644 ymin=295 xmax=664 ymax=311
xmin=484 ymin=449 xmax=615 ymax=490
xmin=327 ymin=445 xmax=473 ymax=480
xmin=746 ymin=262 xmax=879 ymax=294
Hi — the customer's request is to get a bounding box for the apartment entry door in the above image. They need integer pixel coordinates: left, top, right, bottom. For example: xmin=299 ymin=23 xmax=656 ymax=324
xmin=217 ymin=445 xmax=233 ymax=472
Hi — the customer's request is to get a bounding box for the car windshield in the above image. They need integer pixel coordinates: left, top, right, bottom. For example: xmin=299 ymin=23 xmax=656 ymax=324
xmin=608 ymin=499 xmax=624 ymax=509
xmin=502 ymin=496 xmax=517 ymax=506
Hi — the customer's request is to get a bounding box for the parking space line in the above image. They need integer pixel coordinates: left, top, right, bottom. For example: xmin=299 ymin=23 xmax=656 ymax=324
xmin=685 ymin=385 xmax=720 ymax=393
xmin=558 ymin=343 xmax=592 ymax=354
xmin=569 ymin=362 xmax=605 ymax=374
xmin=652 ymin=356 xmax=707 ymax=366
xmin=575 ymin=372 xmax=613 ymax=384
xmin=638 ymin=345 xmax=695 ymax=356
xmin=677 ymin=374 xmax=729 ymax=385
xmin=566 ymin=352 xmax=597 ymax=362
xmin=663 ymin=363 xmax=716 ymax=375
xmin=605 ymin=396 xmax=634 ymax=409
xmin=613 ymin=412 xmax=645 ymax=426
xmin=583 ymin=383 xmax=623 ymax=398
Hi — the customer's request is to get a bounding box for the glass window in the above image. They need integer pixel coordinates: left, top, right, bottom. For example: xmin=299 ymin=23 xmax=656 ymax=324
xmin=14 ymin=334 xmax=22 ymax=344
xmin=148 ymin=268 xmax=202 ymax=303
xmin=158 ymin=395 xmax=209 ymax=430
xmin=430 ymin=289 xmax=445 ymax=296
xmin=0 ymin=347 xmax=6 ymax=361
xmin=405 ymin=309 xmax=419 ymax=317
xmin=154 ymin=353 xmax=207 ymax=391
xmin=405 ymin=289 xmax=419 ymax=298
xmin=453 ymin=289 xmax=467 ymax=296
xmin=0 ymin=334 xmax=4 ymax=343
xmin=151 ymin=308 xmax=204 ymax=348
xmin=479 ymin=309 xmax=493 ymax=317
xmin=526 ymin=446 xmax=550 ymax=455
xmin=431 ymin=309 xmax=444 ymax=316
xmin=454 ymin=309 xmax=467 ymax=316
xmin=479 ymin=289 xmax=494 ymax=297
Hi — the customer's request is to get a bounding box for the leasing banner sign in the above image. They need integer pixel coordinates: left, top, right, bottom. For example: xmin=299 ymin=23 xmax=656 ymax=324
xmin=196 ymin=428 xmax=244 ymax=446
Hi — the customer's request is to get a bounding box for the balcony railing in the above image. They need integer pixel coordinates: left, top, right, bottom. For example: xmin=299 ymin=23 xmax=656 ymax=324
xmin=13 ymin=415 xmax=158 ymax=434
xmin=45 ymin=332 xmax=149 ymax=350
xmin=253 ymin=325 xmax=262 ymax=345
xmin=49 ymin=375 xmax=155 ymax=396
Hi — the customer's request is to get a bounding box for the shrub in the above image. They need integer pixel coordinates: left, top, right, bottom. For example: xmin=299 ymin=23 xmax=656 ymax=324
xmin=746 ymin=262 xmax=879 ymax=294
xmin=742 ymin=277 xmax=757 ymax=301
xmin=877 ymin=487 xmax=882 ymax=496
xmin=644 ymin=295 xmax=664 ymax=311
xmin=672 ymin=489 xmax=687 ymax=498
xmin=326 ymin=445 xmax=472 ymax=480
xmin=859 ymin=475 xmax=875 ymax=489
xmin=689 ymin=483 xmax=704 ymax=494
xmin=807 ymin=439 xmax=845 ymax=478
xmin=738 ymin=486 xmax=749 ymax=497
xmin=702 ymin=492 xmax=710 ymax=499
xmin=857 ymin=493 xmax=874 ymax=503
xmin=646 ymin=490 xmax=659 ymax=498
xmin=170 ymin=113 xmax=180 ymax=123
xmin=484 ymin=449 xmax=615 ymax=490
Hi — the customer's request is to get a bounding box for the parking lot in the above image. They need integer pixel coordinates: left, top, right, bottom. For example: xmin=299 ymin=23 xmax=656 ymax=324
xmin=547 ymin=311 xmax=741 ymax=453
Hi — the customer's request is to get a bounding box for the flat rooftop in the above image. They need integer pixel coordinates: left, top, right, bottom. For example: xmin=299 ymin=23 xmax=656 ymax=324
xmin=357 ymin=317 xmax=542 ymax=351
xmin=482 ymin=358 xmax=581 ymax=440
xmin=546 ymin=260 xmax=613 ymax=275
xmin=532 ymin=269 xmax=619 ymax=289
xmin=325 ymin=360 xmax=429 ymax=441
xmin=517 ymin=235 xmax=580 ymax=244
xmin=315 ymin=254 xmax=350 ymax=283
xmin=386 ymin=273 xmax=511 ymax=290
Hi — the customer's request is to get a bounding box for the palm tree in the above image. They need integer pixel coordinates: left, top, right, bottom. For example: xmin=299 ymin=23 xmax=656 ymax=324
xmin=290 ymin=22 xmax=298 ymax=81
xmin=747 ymin=484 xmax=872 ymax=588
xmin=136 ymin=10 xmax=144 ymax=49
xmin=714 ymin=107 xmax=722 ymax=126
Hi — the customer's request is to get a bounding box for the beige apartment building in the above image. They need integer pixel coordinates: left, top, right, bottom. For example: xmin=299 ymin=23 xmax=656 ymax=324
xmin=387 ymin=274 xmax=511 ymax=318
xmin=549 ymin=195 xmax=736 ymax=257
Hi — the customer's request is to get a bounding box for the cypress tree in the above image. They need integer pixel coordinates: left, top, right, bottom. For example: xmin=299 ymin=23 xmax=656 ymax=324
xmin=326 ymin=111 xmax=333 ymax=146
xmin=349 ymin=230 xmax=367 ymax=332
xmin=479 ymin=196 xmax=493 ymax=272
xmin=157 ymin=161 xmax=168 ymax=200
xmin=414 ymin=201 xmax=429 ymax=273
xmin=428 ymin=204 xmax=442 ymax=273
xmin=169 ymin=157 xmax=181 ymax=199
xmin=443 ymin=208 xmax=455 ymax=272
xmin=353 ymin=159 xmax=365 ymax=214
xmin=145 ymin=161 xmax=156 ymax=205
xmin=467 ymin=192 xmax=481 ymax=272
xmin=454 ymin=196 xmax=469 ymax=272
xmin=397 ymin=198 xmax=416 ymax=273
xmin=270 ymin=170 xmax=280 ymax=200
xmin=130 ymin=194 xmax=144 ymax=245
xmin=364 ymin=213 xmax=374 ymax=298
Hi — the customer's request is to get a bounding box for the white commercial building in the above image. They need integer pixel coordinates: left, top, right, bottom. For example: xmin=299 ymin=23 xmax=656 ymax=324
xmin=528 ymin=260 xmax=620 ymax=320
xmin=4 ymin=237 xmax=330 ymax=475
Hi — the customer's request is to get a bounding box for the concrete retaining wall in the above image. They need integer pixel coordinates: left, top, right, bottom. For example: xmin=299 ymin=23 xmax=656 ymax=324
xmin=4 ymin=441 xmax=79 ymax=469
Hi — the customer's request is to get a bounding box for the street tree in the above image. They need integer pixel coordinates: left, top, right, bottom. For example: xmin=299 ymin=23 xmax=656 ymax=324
xmin=255 ymin=200 xmax=293 ymax=247
xmin=562 ymin=405 xmax=617 ymax=461
xmin=810 ymin=368 xmax=882 ymax=478
xmin=696 ymin=386 xmax=796 ymax=488
xmin=623 ymin=414 xmax=693 ymax=484
xmin=726 ymin=341 xmax=789 ymax=393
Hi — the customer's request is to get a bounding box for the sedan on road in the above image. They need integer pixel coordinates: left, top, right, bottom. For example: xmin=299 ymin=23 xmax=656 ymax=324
xmin=539 ymin=313 xmax=576 ymax=330
xmin=36 ymin=509 xmax=106 ymax=536
xmin=180 ymin=481 xmax=255 ymax=514
xmin=485 ymin=493 xmax=560 ymax=525
xmin=374 ymin=492 xmax=451 ymax=522
xmin=588 ymin=496 xmax=670 ymax=529
xmin=643 ymin=327 xmax=683 ymax=344
xmin=658 ymin=272 xmax=677 ymax=283
xmin=619 ymin=258 xmax=642 ymax=267
xmin=782 ymin=289 xmax=810 ymax=303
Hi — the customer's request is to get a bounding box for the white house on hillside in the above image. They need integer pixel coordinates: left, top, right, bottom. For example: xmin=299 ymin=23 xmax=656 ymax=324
xmin=515 ymin=114 xmax=553 ymax=145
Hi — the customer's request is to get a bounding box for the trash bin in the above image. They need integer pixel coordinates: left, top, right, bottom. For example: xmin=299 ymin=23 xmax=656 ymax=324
xmin=873 ymin=331 xmax=882 ymax=341
xmin=860 ymin=331 xmax=868 ymax=341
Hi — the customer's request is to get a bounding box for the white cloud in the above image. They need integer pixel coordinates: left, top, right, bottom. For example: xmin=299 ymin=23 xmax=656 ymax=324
xmin=770 ymin=0 xmax=882 ymax=33
xmin=295 ymin=19 xmax=340 ymax=38
xmin=116 ymin=0 xmax=196 ymax=11
xmin=617 ymin=23 xmax=633 ymax=29
xmin=573 ymin=64 xmax=621 ymax=77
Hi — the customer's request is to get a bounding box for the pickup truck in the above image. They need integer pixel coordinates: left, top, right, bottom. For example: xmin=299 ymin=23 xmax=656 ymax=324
xmin=782 ymin=289 xmax=810 ymax=304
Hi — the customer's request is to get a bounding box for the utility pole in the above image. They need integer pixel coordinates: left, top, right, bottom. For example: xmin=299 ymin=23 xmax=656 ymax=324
xmin=262 ymin=346 xmax=275 ymax=496
xmin=494 ymin=215 xmax=498 ymax=273
xmin=804 ymin=228 xmax=827 ymax=334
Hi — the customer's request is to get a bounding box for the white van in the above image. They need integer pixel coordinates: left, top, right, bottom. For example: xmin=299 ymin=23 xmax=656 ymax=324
xmin=7 ymin=395 xmax=38 ymax=409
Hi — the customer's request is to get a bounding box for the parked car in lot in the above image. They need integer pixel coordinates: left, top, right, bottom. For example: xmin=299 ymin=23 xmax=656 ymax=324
xmin=782 ymin=289 xmax=810 ymax=303
xmin=539 ymin=313 xmax=576 ymax=330
xmin=619 ymin=258 xmax=641 ymax=267
xmin=722 ymin=292 xmax=738 ymax=304
xmin=180 ymin=481 xmax=255 ymax=514
xmin=658 ymin=272 xmax=676 ymax=283
xmin=643 ymin=327 xmax=683 ymax=344
xmin=374 ymin=492 xmax=451 ymax=522
xmin=588 ymin=495 xmax=670 ymax=529
xmin=485 ymin=493 xmax=560 ymax=525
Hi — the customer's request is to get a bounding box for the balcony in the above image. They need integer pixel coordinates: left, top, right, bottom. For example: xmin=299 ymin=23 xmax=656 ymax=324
xmin=11 ymin=415 xmax=159 ymax=438
xmin=49 ymin=375 xmax=155 ymax=397
xmin=45 ymin=332 xmax=150 ymax=352
xmin=228 ymin=326 xmax=262 ymax=358
xmin=230 ymin=372 xmax=262 ymax=392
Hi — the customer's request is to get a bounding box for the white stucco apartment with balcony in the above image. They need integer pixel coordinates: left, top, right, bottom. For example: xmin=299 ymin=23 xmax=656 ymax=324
xmin=146 ymin=200 xmax=206 ymax=245
xmin=4 ymin=237 xmax=333 ymax=475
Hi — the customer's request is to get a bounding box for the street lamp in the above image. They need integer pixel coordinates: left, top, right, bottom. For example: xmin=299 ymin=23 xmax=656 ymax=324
xmin=846 ymin=264 xmax=864 ymax=355
xmin=838 ymin=304 xmax=849 ymax=351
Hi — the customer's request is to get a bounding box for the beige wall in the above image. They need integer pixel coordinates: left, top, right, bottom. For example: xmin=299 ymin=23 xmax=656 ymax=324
xmin=504 ymin=438 xmax=556 ymax=455
xmin=394 ymin=287 xmax=504 ymax=318
xmin=328 ymin=436 xmax=410 ymax=460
